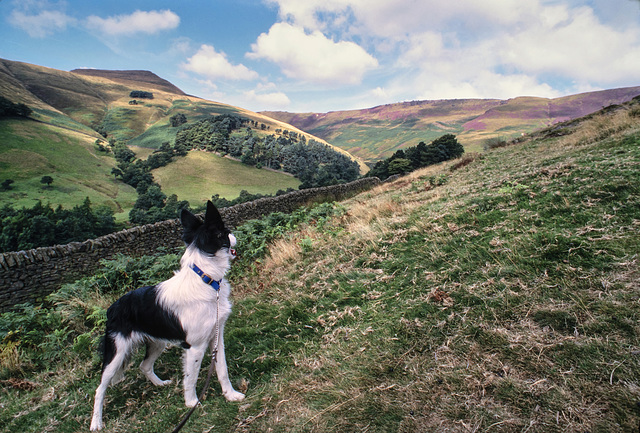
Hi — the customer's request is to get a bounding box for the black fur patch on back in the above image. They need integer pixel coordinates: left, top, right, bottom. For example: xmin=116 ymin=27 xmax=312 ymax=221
xmin=105 ymin=285 xmax=187 ymax=343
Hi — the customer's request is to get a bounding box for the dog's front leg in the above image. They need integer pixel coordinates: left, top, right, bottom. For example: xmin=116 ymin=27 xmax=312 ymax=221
xmin=183 ymin=344 xmax=207 ymax=407
xmin=211 ymin=327 xmax=245 ymax=402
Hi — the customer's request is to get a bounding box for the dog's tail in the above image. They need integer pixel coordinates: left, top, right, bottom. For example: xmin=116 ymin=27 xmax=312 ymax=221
xmin=99 ymin=332 xmax=116 ymax=373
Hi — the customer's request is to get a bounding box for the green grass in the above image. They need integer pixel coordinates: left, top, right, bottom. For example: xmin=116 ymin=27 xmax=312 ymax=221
xmin=0 ymin=119 xmax=137 ymax=218
xmin=313 ymin=121 xmax=488 ymax=163
xmin=1 ymin=106 xmax=639 ymax=432
xmin=30 ymin=108 xmax=103 ymax=137
xmin=126 ymin=119 xmax=177 ymax=149
xmin=318 ymin=123 xmax=462 ymax=161
xmin=225 ymin=110 xmax=640 ymax=432
xmin=98 ymin=107 xmax=141 ymax=141
xmin=128 ymin=99 xmax=243 ymax=149
xmin=152 ymin=151 xmax=301 ymax=203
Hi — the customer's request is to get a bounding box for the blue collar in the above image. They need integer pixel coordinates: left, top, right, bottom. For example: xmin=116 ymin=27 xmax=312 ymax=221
xmin=191 ymin=264 xmax=220 ymax=291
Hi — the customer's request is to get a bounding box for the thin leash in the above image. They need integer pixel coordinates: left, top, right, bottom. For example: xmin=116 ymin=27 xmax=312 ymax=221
xmin=170 ymin=268 xmax=222 ymax=433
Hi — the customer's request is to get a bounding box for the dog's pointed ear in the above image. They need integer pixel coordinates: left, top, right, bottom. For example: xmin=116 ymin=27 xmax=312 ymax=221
xmin=204 ymin=200 xmax=225 ymax=229
xmin=180 ymin=208 xmax=201 ymax=230
xmin=180 ymin=208 xmax=202 ymax=245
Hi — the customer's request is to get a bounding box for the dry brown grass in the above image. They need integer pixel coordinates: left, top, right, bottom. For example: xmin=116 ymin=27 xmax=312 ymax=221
xmin=262 ymin=233 xmax=305 ymax=271
xmin=558 ymin=108 xmax=639 ymax=147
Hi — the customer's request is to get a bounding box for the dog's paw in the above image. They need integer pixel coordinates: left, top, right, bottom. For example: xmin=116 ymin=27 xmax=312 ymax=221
xmin=224 ymin=390 xmax=245 ymax=402
xmin=89 ymin=418 xmax=103 ymax=431
xmin=150 ymin=378 xmax=171 ymax=387
xmin=185 ymin=396 xmax=199 ymax=408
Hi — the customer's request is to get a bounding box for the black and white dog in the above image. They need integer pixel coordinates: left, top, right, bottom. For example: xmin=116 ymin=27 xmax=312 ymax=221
xmin=90 ymin=201 xmax=245 ymax=431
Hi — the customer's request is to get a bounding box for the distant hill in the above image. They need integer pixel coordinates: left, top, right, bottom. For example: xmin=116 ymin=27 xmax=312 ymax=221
xmin=0 ymin=58 xmax=350 ymax=151
xmin=70 ymin=68 xmax=187 ymax=95
xmin=262 ymin=86 xmax=640 ymax=162
xmin=0 ymin=58 xmax=360 ymax=218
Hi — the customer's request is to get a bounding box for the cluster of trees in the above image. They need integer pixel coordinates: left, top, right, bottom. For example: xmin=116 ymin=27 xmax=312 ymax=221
xmin=174 ymin=114 xmax=246 ymax=149
xmin=128 ymin=185 xmax=189 ymax=225
xmin=1 ymin=179 xmax=15 ymax=190
xmin=1 ymin=176 xmax=54 ymax=192
xmin=111 ymin=142 xmax=185 ymax=188
xmin=175 ymin=115 xmax=360 ymax=188
xmin=248 ymin=119 xmax=269 ymax=130
xmin=367 ymin=134 xmax=464 ymax=179
xmin=110 ymin=142 xmax=189 ymax=224
xmin=0 ymin=199 xmax=117 ymax=251
xmin=170 ymin=113 xmax=187 ymax=127
xmin=0 ymin=96 xmax=32 ymax=118
xmin=129 ymin=91 xmax=153 ymax=99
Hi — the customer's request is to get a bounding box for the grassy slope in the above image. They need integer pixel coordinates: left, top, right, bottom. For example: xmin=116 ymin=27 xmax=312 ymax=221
xmin=126 ymin=98 xmax=244 ymax=149
xmin=0 ymin=119 xmax=137 ymax=218
xmin=224 ymin=106 xmax=640 ymax=432
xmin=153 ymin=151 xmax=301 ymax=203
xmin=2 ymin=105 xmax=639 ymax=432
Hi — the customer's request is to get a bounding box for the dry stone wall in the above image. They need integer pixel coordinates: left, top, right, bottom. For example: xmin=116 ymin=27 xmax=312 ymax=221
xmin=0 ymin=178 xmax=380 ymax=311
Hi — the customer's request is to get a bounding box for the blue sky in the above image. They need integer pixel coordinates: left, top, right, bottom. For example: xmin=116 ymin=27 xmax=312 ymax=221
xmin=2 ymin=0 xmax=640 ymax=113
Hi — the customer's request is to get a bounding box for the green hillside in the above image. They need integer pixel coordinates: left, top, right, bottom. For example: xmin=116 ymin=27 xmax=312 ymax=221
xmin=2 ymin=94 xmax=639 ymax=432
xmin=126 ymin=99 xmax=245 ymax=149
xmin=0 ymin=119 xmax=137 ymax=218
xmin=153 ymin=151 xmax=300 ymax=204
xmin=0 ymin=58 xmax=358 ymax=220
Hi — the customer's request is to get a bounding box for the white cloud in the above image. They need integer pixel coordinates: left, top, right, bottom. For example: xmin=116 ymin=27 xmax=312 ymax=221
xmin=86 ymin=9 xmax=180 ymax=36
xmin=500 ymin=6 xmax=640 ymax=85
xmin=183 ymin=44 xmax=259 ymax=81
xmin=247 ymin=22 xmax=378 ymax=85
xmin=370 ymin=87 xmax=388 ymax=98
xmin=387 ymin=29 xmax=562 ymax=101
xmin=265 ymin=0 xmax=640 ymax=101
xmin=267 ymin=0 xmax=535 ymax=38
xmin=243 ymin=89 xmax=291 ymax=110
xmin=191 ymin=78 xmax=228 ymax=102
xmin=10 ymin=9 xmax=75 ymax=38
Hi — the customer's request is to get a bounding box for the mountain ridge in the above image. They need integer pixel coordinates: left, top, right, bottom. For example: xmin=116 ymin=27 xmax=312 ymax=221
xmin=70 ymin=68 xmax=187 ymax=95
xmin=0 ymin=58 xmax=351 ymax=156
xmin=262 ymin=86 xmax=640 ymax=162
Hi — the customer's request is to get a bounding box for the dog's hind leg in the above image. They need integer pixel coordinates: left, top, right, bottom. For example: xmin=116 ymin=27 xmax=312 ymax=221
xmin=182 ymin=343 xmax=207 ymax=407
xmin=140 ymin=340 xmax=171 ymax=386
xmin=90 ymin=334 xmax=130 ymax=431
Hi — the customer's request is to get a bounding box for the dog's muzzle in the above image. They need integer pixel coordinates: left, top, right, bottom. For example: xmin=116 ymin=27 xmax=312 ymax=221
xmin=229 ymin=234 xmax=237 ymax=259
